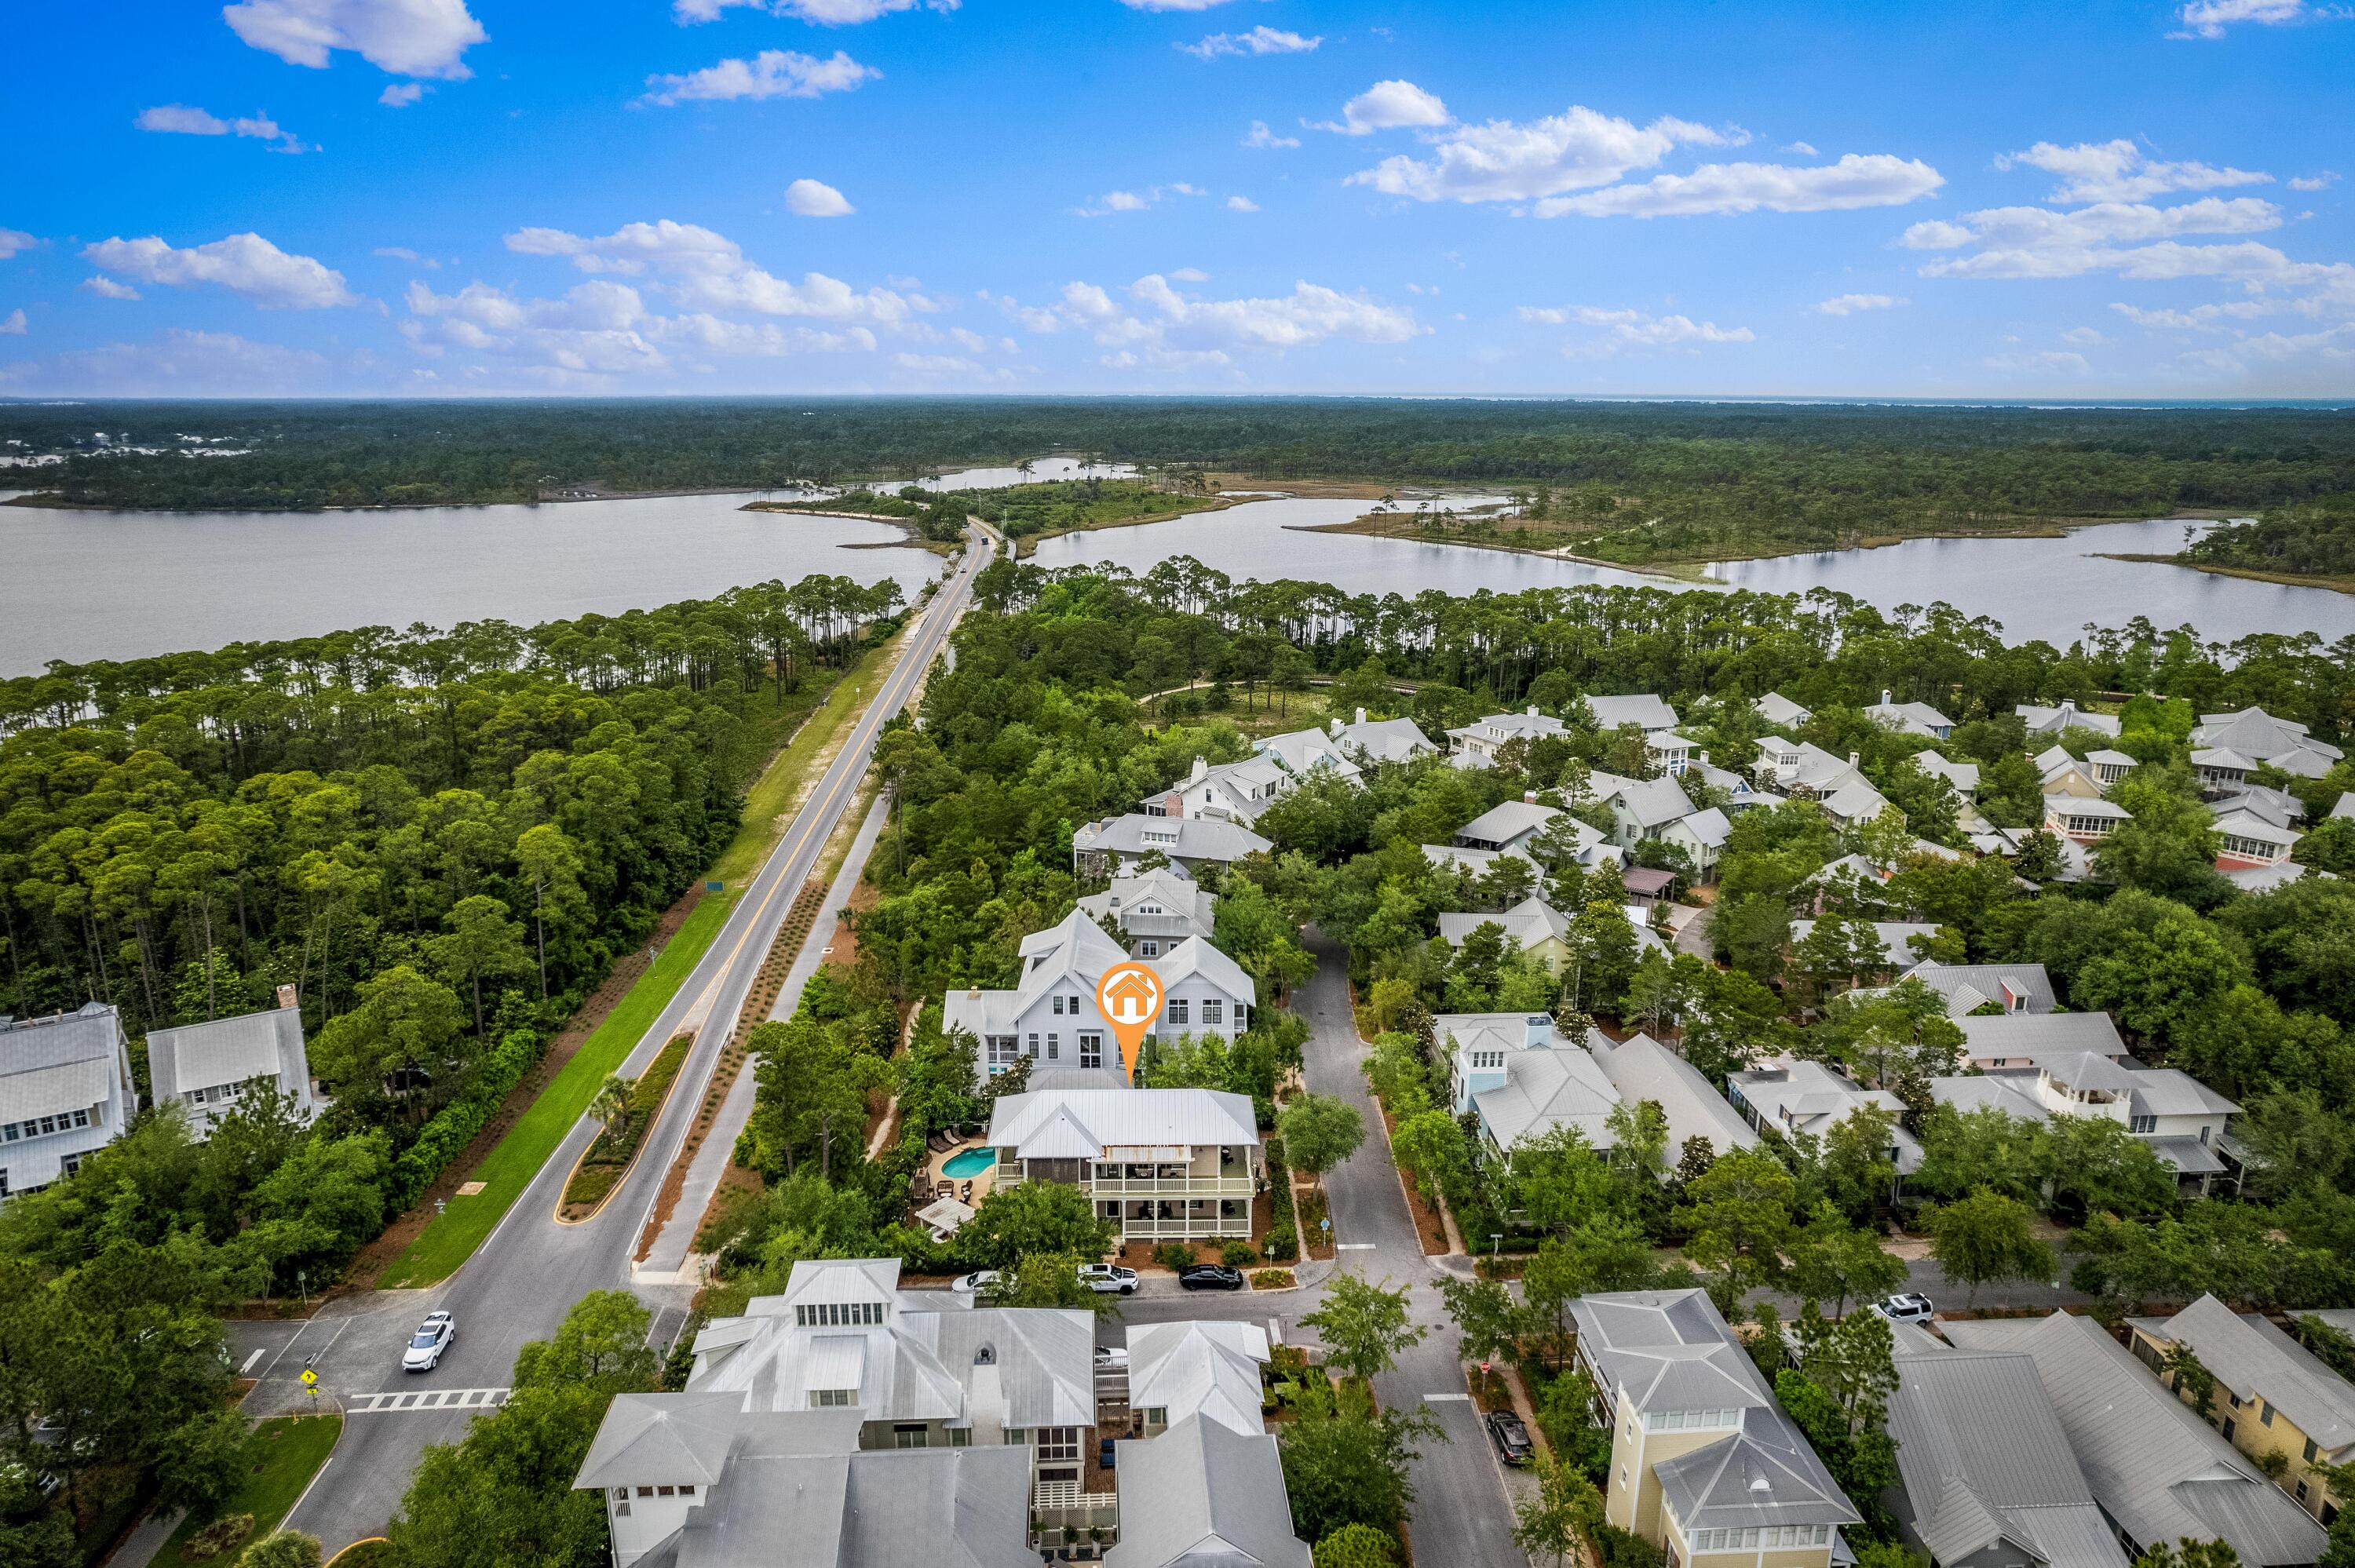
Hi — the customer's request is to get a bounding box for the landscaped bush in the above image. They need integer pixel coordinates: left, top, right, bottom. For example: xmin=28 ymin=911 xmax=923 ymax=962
xmin=1221 ymin=1240 xmax=1259 ymax=1266
xmin=1252 ymin=1268 xmax=1294 ymax=1289
xmin=563 ymin=1034 xmax=692 ymax=1207
xmin=1153 ymin=1242 xmax=1197 ymax=1272
xmin=1262 ymin=1222 xmax=1298 ymax=1260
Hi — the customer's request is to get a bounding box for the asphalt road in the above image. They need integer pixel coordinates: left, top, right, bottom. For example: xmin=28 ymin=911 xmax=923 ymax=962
xmin=1101 ymin=931 xmax=1533 ymax=1567
xmin=235 ymin=523 xmax=1000 ymax=1557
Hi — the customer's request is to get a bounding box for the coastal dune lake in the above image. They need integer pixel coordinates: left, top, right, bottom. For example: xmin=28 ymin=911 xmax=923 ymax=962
xmin=5 ymin=466 xmax=2350 ymax=673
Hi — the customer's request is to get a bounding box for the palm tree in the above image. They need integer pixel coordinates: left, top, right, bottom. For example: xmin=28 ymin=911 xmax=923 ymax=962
xmin=591 ymin=1074 xmax=631 ymax=1144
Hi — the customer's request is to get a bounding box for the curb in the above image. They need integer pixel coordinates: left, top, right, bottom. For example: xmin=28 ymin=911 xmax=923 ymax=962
xmin=552 ymin=1036 xmax=694 ymax=1228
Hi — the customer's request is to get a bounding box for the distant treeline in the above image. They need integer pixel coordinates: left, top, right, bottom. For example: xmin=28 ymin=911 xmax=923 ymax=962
xmin=2188 ymin=493 xmax=2355 ymax=582
xmin=5 ymin=399 xmax=2352 ymax=525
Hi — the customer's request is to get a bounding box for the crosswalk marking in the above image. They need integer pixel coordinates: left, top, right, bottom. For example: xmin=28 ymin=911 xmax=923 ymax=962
xmin=345 ymin=1386 xmax=510 ymax=1414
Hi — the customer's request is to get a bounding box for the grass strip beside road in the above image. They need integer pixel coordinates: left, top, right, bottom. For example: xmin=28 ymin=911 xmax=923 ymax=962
xmin=379 ymin=891 xmax=737 ymax=1285
xmin=376 ymin=629 xmax=907 ymax=1287
xmin=159 ymin=1415 xmax=342 ymax=1566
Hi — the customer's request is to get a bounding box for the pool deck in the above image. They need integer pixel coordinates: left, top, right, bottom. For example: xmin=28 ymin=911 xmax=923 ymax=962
xmin=919 ymin=1140 xmax=998 ymax=1212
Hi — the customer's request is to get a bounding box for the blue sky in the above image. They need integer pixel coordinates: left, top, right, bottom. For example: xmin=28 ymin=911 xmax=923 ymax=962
xmin=2 ymin=0 xmax=2350 ymax=398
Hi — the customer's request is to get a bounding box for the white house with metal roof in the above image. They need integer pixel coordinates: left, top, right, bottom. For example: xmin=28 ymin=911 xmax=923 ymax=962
xmin=2193 ymin=708 xmax=2344 ymax=783
xmin=144 ymin=985 xmax=318 ymax=1139
xmin=1073 ymin=815 xmax=1272 ymax=879
xmin=1955 ymin=1010 xmax=2128 ymax=1070
xmin=1144 ymin=754 xmax=1291 ymax=826
xmin=1256 ymin=709 xmax=1434 ymax=784
xmin=1754 ymin=691 xmax=1813 ymax=730
xmin=1440 ymin=1012 xmax=1624 ymax=1162
xmin=1584 ymin=694 xmax=1683 ymax=735
xmin=1725 ymin=1057 xmax=1923 ymax=1175
xmin=2129 ymin=1293 xmax=2355 ymax=1526
xmin=1447 ymin=706 xmax=1569 ymax=767
xmin=1572 ymin=1289 xmax=1860 ymax=1566
xmin=1977 ymin=1051 xmax=2241 ymax=1192
xmin=2045 ymin=793 xmax=2134 ymax=842
xmin=940 ymin=910 xmax=1254 ymax=1081
xmin=1104 ymin=1413 xmax=1310 ymax=1568
xmin=1076 ymin=870 xmax=1216 ymax=960
xmin=0 ymin=1001 xmax=137 ymax=1198
xmin=983 ymin=1087 xmax=1262 ymax=1242
xmin=2017 ymin=699 xmax=2121 ymax=739
xmin=1896 ymin=960 xmax=2055 ymax=1018
xmin=1868 ymin=694 xmax=1955 ymax=739
xmin=1944 ymin=1311 xmax=2328 ymax=1567
xmin=1125 ymin=1320 xmax=1271 ymax=1439
xmin=1586 ymin=1033 xmax=1759 ymax=1161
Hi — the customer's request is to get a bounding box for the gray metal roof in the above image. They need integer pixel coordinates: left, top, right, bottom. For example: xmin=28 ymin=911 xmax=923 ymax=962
xmin=1888 ymin=1349 xmax=2127 ymax=1568
xmin=1609 ymin=775 xmax=1700 ymax=831
xmin=1588 ymin=1033 xmax=1759 ymax=1157
xmin=577 ymin=1392 xmax=758 ymax=1489
xmin=1474 ymin=1044 xmax=1623 ymax=1151
xmin=1104 ymin=1414 xmax=1311 ymax=1568
xmin=1078 ymin=815 xmax=1272 ymax=865
xmin=0 ymin=1002 xmax=131 ymax=1125
xmin=1583 ymin=694 xmax=1681 ymax=732
xmin=1126 ymin=1321 xmax=1269 ymax=1437
xmin=1959 ymin=1012 xmax=2126 ymax=1061
xmin=1900 ymin=961 xmax=2056 ymax=1017
xmin=1438 ymin=895 xmax=1572 ymax=952
xmin=1941 ymin=1313 xmax=2327 ymax=1566
xmin=2134 ymin=1296 xmax=2355 ymax=1458
xmin=145 ymin=1002 xmax=309 ymax=1105
xmin=1928 ymin=1074 xmax=2051 ymax=1123
xmin=986 ymin=1087 xmax=1259 ymax=1158
xmin=1754 ymin=691 xmax=1813 ymax=727
xmin=1455 ymin=799 xmax=1561 ymax=848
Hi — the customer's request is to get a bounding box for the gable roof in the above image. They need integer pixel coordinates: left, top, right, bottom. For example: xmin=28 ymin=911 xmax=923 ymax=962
xmin=1608 ymin=775 xmax=1698 ymax=830
xmin=1126 ymin=1321 xmax=1271 ymax=1438
xmin=1437 ymin=896 xmax=1572 ymax=953
xmin=1958 ymin=1011 xmax=2126 ymax=1060
xmin=1899 ymin=961 xmax=2056 ymax=1017
xmin=145 ymin=1002 xmax=306 ymax=1101
xmin=1455 ymin=798 xmax=1562 ymax=848
xmin=1473 ymin=1042 xmax=1623 ymax=1150
xmin=1107 ymin=1415 xmax=1311 ymax=1568
xmin=1928 ymin=1074 xmax=2052 ymax=1122
xmin=1942 ymin=1313 xmax=2328 ymax=1566
xmin=1587 ymin=1032 xmax=1759 ymax=1157
xmin=1585 ymin=694 xmax=1681 ymax=733
xmin=2133 ymin=1296 xmax=2355 ymax=1460
xmin=1153 ymin=936 xmax=1254 ymax=1002
xmin=1888 ymin=1349 xmax=2128 ymax=1568
xmin=577 ymin=1391 xmax=749 ymax=1489
xmin=2018 ymin=702 xmax=2123 ymax=738
xmin=1077 ymin=815 xmax=1272 ymax=865
xmin=985 ymin=1087 xmax=1258 ymax=1158
xmin=1868 ymin=699 xmax=1955 ymax=735
xmin=0 ymin=1003 xmax=131 ymax=1126
xmin=1754 ymin=691 xmax=1813 ymax=728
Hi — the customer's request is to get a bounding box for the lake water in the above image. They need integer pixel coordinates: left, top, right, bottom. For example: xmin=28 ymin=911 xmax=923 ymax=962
xmin=0 ymin=491 xmax=942 ymax=674
xmin=6 ymin=471 xmax=2348 ymax=675
xmin=1028 ymin=498 xmax=2355 ymax=647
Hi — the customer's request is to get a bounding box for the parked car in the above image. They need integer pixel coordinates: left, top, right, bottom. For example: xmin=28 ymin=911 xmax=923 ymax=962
xmin=950 ymin=1270 xmax=1000 ymax=1296
xmin=1870 ymin=1292 xmax=1935 ymax=1325
xmin=1485 ymin=1409 xmax=1534 ymax=1467
xmin=1177 ymin=1264 xmax=1245 ymax=1292
xmin=1094 ymin=1344 xmax=1130 ymax=1369
xmin=1078 ymin=1264 xmax=1139 ymax=1296
xmin=1099 ymin=1437 xmax=1118 ymax=1470
xmin=403 ymin=1311 xmax=456 ymax=1373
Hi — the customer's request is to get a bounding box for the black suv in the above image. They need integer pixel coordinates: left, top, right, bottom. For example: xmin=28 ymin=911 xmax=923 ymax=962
xmin=1485 ymin=1409 xmax=1534 ymax=1466
xmin=1176 ymin=1264 xmax=1246 ymax=1291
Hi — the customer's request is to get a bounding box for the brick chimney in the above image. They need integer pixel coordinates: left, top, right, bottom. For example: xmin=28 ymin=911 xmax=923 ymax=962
xmin=276 ymin=983 xmax=299 ymax=1011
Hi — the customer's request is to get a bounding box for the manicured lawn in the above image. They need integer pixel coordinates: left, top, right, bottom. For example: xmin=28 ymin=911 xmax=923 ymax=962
xmin=379 ymin=889 xmax=737 ymax=1286
xmin=158 ymin=1415 xmax=342 ymax=1566
xmin=377 ymin=624 xmax=907 ymax=1287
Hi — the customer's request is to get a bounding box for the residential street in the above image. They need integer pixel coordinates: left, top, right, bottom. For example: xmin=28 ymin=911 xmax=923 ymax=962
xmin=218 ymin=524 xmax=999 ymax=1559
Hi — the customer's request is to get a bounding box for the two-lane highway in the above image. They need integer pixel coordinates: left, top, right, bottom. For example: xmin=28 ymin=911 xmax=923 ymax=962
xmin=250 ymin=522 xmax=999 ymax=1556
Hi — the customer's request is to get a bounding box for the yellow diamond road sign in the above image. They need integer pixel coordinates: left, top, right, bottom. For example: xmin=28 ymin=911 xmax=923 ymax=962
xmin=300 ymin=1369 xmax=318 ymax=1388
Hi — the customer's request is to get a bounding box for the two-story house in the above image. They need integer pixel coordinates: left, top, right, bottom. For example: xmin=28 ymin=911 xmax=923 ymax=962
xmin=1753 ymin=691 xmax=1813 ymax=731
xmin=144 ymin=985 xmax=319 ymax=1140
xmin=1076 ymin=870 xmax=1216 ymax=959
xmin=1437 ymin=898 xmax=1577 ymax=975
xmin=1955 ymin=1010 xmax=2127 ymax=1070
xmin=1751 ymin=738 xmax=1891 ymax=830
xmin=2044 ymin=793 xmax=2133 ymax=842
xmin=1867 ymin=693 xmax=1955 ymax=739
xmin=1072 ymin=815 xmax=1272 ymax=880
xmin=0 ymin=1001 xmax=138 ymax=1199
xmin=2130 ymin=1293 xmax=2355 ymax=1526
xmin=982 ymin=1086 xmax=1261 ymax=1242
xmin=1257 ymin=709 xmax=1436 ymax=784
xmin=1725 ymin=1057 xmax=1923 ymax=1178
xmin=941 ymin=910 xmax=1256 ymax=1081
xmin=2193 ymin=707 xmax=2344 ymax=783
xmin=1144 ymin=754 xmax=1291 ymax=826
xmin=1442 ymin=1012 xmax=1624 ymax=1165
xmin=2017 ymin=698 xmax=2121 ymax=739
xmin=1447 ymin=706 xmax=1569 ymax=767
xmin=1945 ymin=1049 xmax=2241 ymax=1194
xmin=1894 ymin=959 xmax=2054 ymax=1019
xmin=1585 ymin=694 xmax=1682 ymax=736
xmin=1572 ymin=1290 xmax=1859 ymax=1568
xmin=576 ymin=1257 xmax=1096 ymax=1567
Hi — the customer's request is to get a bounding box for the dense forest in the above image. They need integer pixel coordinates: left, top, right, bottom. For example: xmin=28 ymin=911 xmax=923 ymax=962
xmin=6 ymin=399 xmax=2350 ymax=555
xmin=0 ymin=574 xmax=901 ymax=1558
xmin=2187 ymin=492 xmax=2355 ymax=582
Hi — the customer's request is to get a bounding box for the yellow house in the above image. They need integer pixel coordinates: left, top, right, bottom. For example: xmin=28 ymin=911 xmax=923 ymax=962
xmin=2130 ymin=1294 xmax=2355 ymax=1526
xmin=1570 ymin=1291 xmax=1858 ymax=1568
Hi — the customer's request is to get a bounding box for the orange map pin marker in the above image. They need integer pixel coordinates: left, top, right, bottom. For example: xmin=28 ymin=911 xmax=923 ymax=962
xmin=1095 ymin=961 xmax=1165 ymax=1082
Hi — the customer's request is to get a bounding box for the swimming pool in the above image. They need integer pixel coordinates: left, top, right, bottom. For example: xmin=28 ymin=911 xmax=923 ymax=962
xmin=942 ymin=1147 xmax=995 ymax=1178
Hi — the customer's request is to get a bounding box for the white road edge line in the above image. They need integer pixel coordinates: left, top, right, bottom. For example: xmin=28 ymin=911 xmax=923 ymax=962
xmin=240 ymin=1347 xmax=267 ymax=1374
xmin=281 ymin=1456 xmax=333 ymax=1530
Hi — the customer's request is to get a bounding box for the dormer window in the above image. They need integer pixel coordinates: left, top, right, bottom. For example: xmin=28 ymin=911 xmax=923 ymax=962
xmin=811 ymin=1388 xmax=856 ymax=1407
xmin=794 ymin=1300 xmax=884 ymax=1326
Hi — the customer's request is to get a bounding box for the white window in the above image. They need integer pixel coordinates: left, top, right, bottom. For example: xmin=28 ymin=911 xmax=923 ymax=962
xmin=1203 ymin=1000 xmax=1224 ymax=1026
xmin=1139 ymin=940 xmax=1159 ymax=957
xmin=1046 ymin=1034 xmax=1060 ymax=1060
xmin=1169 ymin=1000 xmax=1189 ymax=1027
xmin=1080 ymin=1034 xmax=1103 ymax=1070
xmin=1052 ymin=994 xmax=1064 ymax=1016
xmin=811 ymin=1388 xmax=856 ymax=1407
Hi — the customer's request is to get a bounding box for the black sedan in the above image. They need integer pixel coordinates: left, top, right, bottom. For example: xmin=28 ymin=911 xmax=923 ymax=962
xmin=1485 ymin=1409 xmax=1534 ymax=1466
xmin=1176 ymin=1264 xmax=1246 ymax=1291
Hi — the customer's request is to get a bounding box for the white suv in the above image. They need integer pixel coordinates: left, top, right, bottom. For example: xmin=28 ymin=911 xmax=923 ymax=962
xmin=1077 ymin=1264 xmax=1138 ymax=1296
xmin=1869 ymin=1292 xmax=1935 ymax=1326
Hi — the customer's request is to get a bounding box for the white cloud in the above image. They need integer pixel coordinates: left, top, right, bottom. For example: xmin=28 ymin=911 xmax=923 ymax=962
xmin=1169 ymin=268 xmax=1209 ymax=282
xmin=135 ymin=104 xmax=308 ymax=151
xmin=82 ymin=233 xmax=359 ymax=308
xmin=374 ymin=245 xmax=423 ymax=261
xmin=2062 ymin=325 xmax=2107 ymax=345
xmin=2290 ymin=173 xmax=2339 ymax=191
xmin=0 ymin=229 xmax=34 ymax=260
xmin=2112 ymin=299 xmax=2273 ymax=330
xmin=640 ymin=49 xmax=878 ymax=105
xmin=381 ymin=82 xmax=426 ymax=106
xmin=504 ymin=218 xmax=912 ymax=323
xmin=16 ymin=329 xmax=338 ymax=396
xmin=223 ymin=0 xmax=487 ymax=78
xmin=1243 ymin=119 xmax=1298 ymax=150
xmin=1995 ymin=138 xmax=2269 ymax=202
xmin=1018 ymin=273 xmax=1419 ymax=365
xmin=674 ymin=0 xmax=955 ymax=20
xmin=0 ymin=310 xmax=24 ymax=335
xmin=2177 ymin=323 xmax=2355 ymax=381
xmin=1535 ymin=153 xmax=1943 ymax=217
xmin=2171 ymin=0 xmax=2335 ymax=37
xmin=81 ymin=275 xmax=142 ymax=299
xmin=1075 ymin=184 xmax=1209 ymax=217
xmin=1226 ymin=195 xmax=1259 ymax=211
xmin=1119 ymin=0 xmax=1244 ymax=9
xmin=1984 ymin=349 xmax=2092 ymax=374
xmin=786 ymin=178 xmax=856 ymax=217
xmin=1906 ymin=195 xmax=2298 ymax=279
xmin=1814 ymin=293 xmax=1904 ymax=315
xmin=1179 ymin=26 xmax=1320 ymax=58
xmin=1348 ymin=105 xmax=1734 ymax=202
xmin=1783 ymin=140 xmax=1818 ymax=155
xmin=1317 ymin=79 xmax=1451 ymax=137
xmin=1520 ymin=304 xmax=1754 ymax=352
